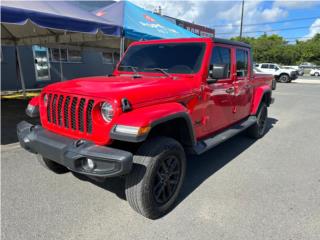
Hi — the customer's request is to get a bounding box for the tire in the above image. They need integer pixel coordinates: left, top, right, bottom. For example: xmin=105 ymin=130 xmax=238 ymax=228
xmin=125 ymin=137 xmax=186 ymax=219
xmin=38 ymin=156 xmax=69 ymax=174
xmin=278 ymin=74 xmax=290 ymax=83
xmin=272 ymin=79 xmax=277 ymax=90
xmin=315 ymin=72 xmax=320 ymax=77
xmin=247 ymin=103 xmax=268 ymax=139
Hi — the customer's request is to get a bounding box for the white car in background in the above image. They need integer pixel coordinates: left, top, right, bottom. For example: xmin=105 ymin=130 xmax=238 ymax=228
xmin=310 ymin=68 xmax=320 ymax=77
xmin=256 ymin=63 xmax=298 ymax=83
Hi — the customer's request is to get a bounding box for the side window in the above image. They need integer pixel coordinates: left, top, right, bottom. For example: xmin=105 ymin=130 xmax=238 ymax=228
xmin=269 ymin=64 xmax=275 ymax=69
xmin=236 ymin=49 xmax=248 ymax=77
xmin=210 ymin=46 xmax=231 ymax=79
xmin=261 ymin=64 xmax=268 ymax=69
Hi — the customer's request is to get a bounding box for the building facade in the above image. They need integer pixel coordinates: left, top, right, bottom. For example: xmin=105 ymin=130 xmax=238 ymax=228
xmin=1 ymin=46 xmax=118 ymax=91
xmin=162 ymin=15 xmax=215 ymax=38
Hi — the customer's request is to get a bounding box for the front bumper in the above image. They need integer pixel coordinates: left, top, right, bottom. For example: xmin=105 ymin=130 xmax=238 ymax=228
xmin=290 ymin=72 xmax=298 ymax=80
xmin=17 ymin=121 xmax=133 ymax=177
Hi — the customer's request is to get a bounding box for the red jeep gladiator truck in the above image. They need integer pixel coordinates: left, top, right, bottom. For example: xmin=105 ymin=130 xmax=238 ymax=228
xmin=18 ymin=38 xmax=274 ymax=219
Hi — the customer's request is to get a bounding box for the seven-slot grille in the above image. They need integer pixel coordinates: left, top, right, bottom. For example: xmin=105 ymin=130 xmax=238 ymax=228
xmin=46 ymin=93 xmax=95 ymax=134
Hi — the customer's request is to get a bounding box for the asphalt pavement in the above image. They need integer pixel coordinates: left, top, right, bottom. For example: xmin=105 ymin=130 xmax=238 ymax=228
xmin=2 ymin=82 xmax=320 ymax=240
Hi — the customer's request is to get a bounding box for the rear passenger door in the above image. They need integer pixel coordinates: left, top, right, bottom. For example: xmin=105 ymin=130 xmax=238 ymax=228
xmin=233 ymin=48 xmax=253 ymax=121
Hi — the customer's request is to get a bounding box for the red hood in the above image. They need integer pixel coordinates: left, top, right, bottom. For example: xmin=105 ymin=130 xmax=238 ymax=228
xmin=44 ymin=75 xmax=196 ymax=106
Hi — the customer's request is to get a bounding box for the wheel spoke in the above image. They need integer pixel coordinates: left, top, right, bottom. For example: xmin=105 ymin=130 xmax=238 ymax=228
xmin=161 ymin=161 xmax=169 ymax=172
xmin=166 ymin=181 xmax=172 ymax=196
xmin=154 ymin=180 xmax=162 ymax=193
xmin=170 ymin=170 xmax=180 ymax=176
xmin=169 ymin=178 xmax=178 ymax=185
xmin=161 ymin=186 xmax=168 ymax=201
xmin=155 ymin=185 xmax=164 ymax=199
xmin=153 ymin=155 xmax=181 ymax=204
xmin=169 ymin=160 xmax=178 ymax=171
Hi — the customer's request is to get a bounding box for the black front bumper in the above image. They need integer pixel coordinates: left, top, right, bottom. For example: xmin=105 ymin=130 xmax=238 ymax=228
xmin=17 ymin=121 xmax=133 ymax=177
xmin=290 ymin=72 xmax=298 ymax=80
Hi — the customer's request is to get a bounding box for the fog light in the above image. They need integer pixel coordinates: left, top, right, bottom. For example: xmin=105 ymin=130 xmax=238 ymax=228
xmin=86 ymin=158 xmax=95 ymax=170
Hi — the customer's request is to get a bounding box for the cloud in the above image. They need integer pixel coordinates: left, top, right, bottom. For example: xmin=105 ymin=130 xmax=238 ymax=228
xmin=128 ymin=1 xmax=320 ymax=39
xmin=129 ymin=0 xmax=204 ymax=23
xmin=261 ymin=7 xmax=288 ymax=21
xmin=303 ymin=18 xmax=320 ymax=39
xmin=273 ymin=0 xmax=320 ymax=9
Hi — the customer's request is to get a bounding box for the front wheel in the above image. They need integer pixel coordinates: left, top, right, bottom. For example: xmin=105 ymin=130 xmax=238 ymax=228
xmin=247 ymin=103 xmax=268 ymax=139
xmin=278 ymin=74 xmax=290 ymax=83
xmin=315 ymin=72 xmax=320 ymax=77
xmin=125 ymin=137 xmax=186 ymax=219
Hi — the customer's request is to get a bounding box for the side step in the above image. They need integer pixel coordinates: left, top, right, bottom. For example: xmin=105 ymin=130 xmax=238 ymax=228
xmin=192 ymin=116 xmax=257 ymax=155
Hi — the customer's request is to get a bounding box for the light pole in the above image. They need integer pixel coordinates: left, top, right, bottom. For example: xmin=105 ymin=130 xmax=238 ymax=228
xmin=240 ymin=0 xmax=245 ymax=39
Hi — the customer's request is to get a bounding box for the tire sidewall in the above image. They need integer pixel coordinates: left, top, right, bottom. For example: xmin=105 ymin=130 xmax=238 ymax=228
xmin=257 ymin=104 xmax=268 ymax=137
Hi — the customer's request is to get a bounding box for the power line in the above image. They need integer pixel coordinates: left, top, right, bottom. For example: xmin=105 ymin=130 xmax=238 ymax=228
xmin=217 ymin=25 xmax=320 ymax=35
xmin=211 ymin=16 xmax=320 ymax=28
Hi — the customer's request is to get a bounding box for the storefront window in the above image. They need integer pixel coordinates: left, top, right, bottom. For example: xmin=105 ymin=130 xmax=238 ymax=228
xmin=68 ymin=49 xmax=82 ymax=62
xmin=50 ymin=48 xmax=81 ymax=62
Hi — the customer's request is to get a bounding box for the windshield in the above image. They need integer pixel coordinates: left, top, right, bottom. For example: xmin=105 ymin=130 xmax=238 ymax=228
xmin=118 ymin=42 xmax=206 ymax=74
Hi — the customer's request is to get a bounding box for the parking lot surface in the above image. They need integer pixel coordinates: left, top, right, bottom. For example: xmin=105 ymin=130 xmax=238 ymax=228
xmin=2 ymin=82 xmax=320 ymax=240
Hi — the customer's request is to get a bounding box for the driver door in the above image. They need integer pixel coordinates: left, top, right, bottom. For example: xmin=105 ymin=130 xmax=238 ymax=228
xmin=203 ymin=45 xmax=236 ymax=135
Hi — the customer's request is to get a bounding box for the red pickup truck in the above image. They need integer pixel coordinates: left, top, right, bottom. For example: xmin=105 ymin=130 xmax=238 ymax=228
xmin=18 ymin=38 xmax=274 ymax=219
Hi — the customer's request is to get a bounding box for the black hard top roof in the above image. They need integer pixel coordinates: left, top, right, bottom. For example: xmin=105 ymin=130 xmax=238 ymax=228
xmin=214 ymin=38 xmax=251 ymax=49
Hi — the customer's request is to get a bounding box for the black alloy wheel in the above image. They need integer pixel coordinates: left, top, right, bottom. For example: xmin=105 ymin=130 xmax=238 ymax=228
xmin=153 ymin=155 xmax=181 ymax=205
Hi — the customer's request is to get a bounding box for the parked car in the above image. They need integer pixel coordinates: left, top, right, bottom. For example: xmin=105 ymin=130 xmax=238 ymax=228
xmin=299 ymin=62 xmax=317 ymax=69
xmin=17 ymin=38 xmax=274 ymax=219
xmin=256 ymin=63 xmax=298 ymax=83
xmin=310 ymin=68 xmax=320 ymax=76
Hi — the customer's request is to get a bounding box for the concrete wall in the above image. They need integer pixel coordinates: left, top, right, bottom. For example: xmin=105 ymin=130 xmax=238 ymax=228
xmin=1 ymin=46 xmax=114 ymax=91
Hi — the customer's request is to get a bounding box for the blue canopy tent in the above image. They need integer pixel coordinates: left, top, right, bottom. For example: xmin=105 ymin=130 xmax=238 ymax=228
xmin=1 ymin=1 xmax=122 ymax=95
xmin=93 ymin=1 xmax=198 ymax=55
xmin=1 ymin=1 xmax=121 ymax=44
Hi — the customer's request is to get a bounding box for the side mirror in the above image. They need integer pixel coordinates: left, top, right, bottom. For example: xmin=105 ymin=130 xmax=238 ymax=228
xmin=208 ymin=64 xmax=227 ymax=83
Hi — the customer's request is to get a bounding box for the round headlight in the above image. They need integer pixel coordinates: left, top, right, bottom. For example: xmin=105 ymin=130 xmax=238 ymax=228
xmin=101 ymin=102 xmax=114 ymax=122
xmin=43 ymin=94 xmax=48 ymax=106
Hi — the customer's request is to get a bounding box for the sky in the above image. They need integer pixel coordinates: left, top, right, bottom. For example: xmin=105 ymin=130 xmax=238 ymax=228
xmin=77 ymin=0 xmax=320 ymax=43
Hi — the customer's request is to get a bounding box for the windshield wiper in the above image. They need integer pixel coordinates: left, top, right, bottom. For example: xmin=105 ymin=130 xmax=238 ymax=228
xmin=144 ymin=68 xmax=172 ymax=78
xmin=118 ymin=65 xmax=141 ymax=78
xmin=118 ymin=65 xmax=138 ymax=73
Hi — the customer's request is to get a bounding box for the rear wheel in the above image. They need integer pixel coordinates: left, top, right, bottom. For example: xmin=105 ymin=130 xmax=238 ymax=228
xmin=125 ymin=137 xmax=186 ymax=219
xmin=247 ymin=103 xmax=268 ymax=139
xmin=278 ymin=74 xmax=290 ymax=83
xmin=315 ymin=72 xmax=320 ymax=77
xmin=38 ymin=156 xmax=69 ymax=174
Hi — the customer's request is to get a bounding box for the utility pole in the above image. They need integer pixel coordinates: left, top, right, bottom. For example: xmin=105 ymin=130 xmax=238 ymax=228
xmin=239 ymin=0 xmax=245 ymax=39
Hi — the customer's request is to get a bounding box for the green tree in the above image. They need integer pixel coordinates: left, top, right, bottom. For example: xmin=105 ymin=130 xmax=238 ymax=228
xmin=231 ymin=33 xmax=320 ymax=65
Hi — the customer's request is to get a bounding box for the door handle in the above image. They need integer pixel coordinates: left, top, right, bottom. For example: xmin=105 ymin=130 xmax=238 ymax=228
xmin=225 ymin=87 xmax=234 ymax=94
